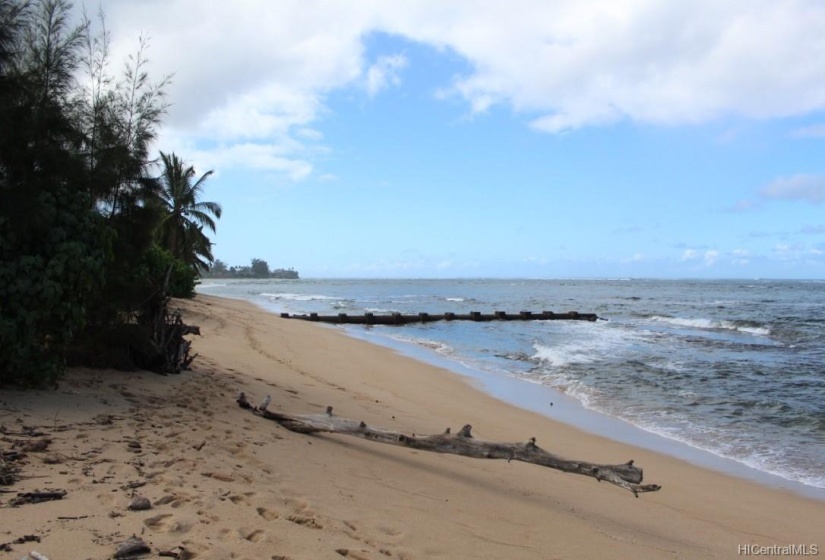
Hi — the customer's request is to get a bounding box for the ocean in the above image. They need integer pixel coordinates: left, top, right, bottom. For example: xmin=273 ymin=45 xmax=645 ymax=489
xmin=196 ymin=278 xmax=825 ymax=496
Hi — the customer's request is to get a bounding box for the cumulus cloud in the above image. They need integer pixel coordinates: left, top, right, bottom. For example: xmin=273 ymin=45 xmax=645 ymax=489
xmin=681 ymin=248 xmax=719 ymax=266
xmin=191 ymin=143 xmax=312 ymax=181
xmin=731 ymin=249 xmax=750 ymax=266
xmin=681 ymin=249 xmax=698 ymax=261
xmin=402 ymin=0 xmax=825 ymax=131
xmin=773 ymin=242 xmax=804 ymax=261
xmin=622 ymin=253 xmax=645 ymax=263
xmin=365 ymin=54 xmax=408 ymax=97
xmin=93 ymin=0 xmax=825 ymax=172
xmin=760 ymin=174 xmax=825 ymax=204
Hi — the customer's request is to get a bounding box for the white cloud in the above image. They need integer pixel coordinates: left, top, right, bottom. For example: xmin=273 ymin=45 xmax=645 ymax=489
xmin=760 ymin=174 xmax=825 ymax=204
xmin=94 ymin=0 xmax=825 ymax=172
xmin=681 ymin=248 xmax=719 ymax=266
xmin=772 ymin=242 xmax=805 ymax=261
xmin=366 ymin=54 xmax=408 ymax=97
xmin=400 ymin=0 xmax=825 ymax=131
xmin=621 ymin=253 xmax=645 ymax=263
xmin=681 ymin=249 xmax=698 ymax=261
xmin=194 ymin=143 xmax=312 ymax=181
xmin=731 ymin=249 xmax=750 ymax=266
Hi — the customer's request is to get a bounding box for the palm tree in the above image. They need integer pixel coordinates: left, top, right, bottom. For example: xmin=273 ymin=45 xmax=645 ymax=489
xmin=153 ymin=151 xmax=221 ymax=272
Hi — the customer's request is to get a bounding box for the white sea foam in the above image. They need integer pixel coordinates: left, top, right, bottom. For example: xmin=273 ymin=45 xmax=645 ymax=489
xmin=531 ymin=321 xmax=644 ymax=368
xmin=260 ymin=292 xmax=337 ymax=301
xmin=386 ymin=333 xmax=455 ymax=357
xmin=364 ymin=307 xmax=399 ymax=314
xmin=649 ymin=316 xmax=770 ymax=336
xmin=534 ymin=372 xmax=599 ymax=408
xmin=532 ymin=344 xmax=599 ymax=367
xmin=738 ymin=326 xmax=771 ymax=336
xmin=445 ymin=297 xmax=465 ymax=302
xmin=618 ymin=411 xmax=825 ymax=490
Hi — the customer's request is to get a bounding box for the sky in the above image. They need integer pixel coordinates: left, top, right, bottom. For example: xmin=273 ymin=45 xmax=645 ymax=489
xmin=90 ymin=0 xmax=825 ymax=279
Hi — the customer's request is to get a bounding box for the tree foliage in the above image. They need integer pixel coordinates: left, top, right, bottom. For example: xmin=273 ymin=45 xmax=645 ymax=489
xmin=250 ymin=258 xmax=270 ymax=277
xmin=149 ymin=151 xmax=221 ymax=273
xmin=0 ymin=0 xmax=105 ymax=386
xmin=0 ymin=0 xmax=216 ymax=386
xmin=202 ymin=259 xmax=299 ymax=279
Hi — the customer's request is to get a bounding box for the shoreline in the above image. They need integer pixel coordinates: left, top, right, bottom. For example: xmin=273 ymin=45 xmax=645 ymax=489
xmin=347 ymin=325 xmax=825 ymax=501
xmin=230 ymin=284 xmax=825 ymax=501
xmin=2 ymin=293 xmax=823 ymax=559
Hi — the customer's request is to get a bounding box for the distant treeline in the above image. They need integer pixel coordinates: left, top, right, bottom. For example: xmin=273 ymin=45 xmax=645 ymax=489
xmin=204 ymin=259 xmax=299 ymax=279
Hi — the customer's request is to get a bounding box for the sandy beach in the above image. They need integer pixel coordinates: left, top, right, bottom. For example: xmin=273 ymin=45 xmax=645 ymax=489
xmin=1 ymin=294 xmax=823 ymax=559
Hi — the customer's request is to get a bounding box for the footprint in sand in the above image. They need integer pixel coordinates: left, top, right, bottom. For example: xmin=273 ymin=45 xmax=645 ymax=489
xmin=219 ymin=527 xmax=266 ymax=543
xmin=228 ymin=493 xmax=250 ymax=505
xmin=239 ymin=528 xmax=266 ymax=543
xmin=95 ymin=492 xmax=117 ymax=506
xmin=287 ymin=514 xmax=323 ymax=529
xmin=377 ymin=525 xmax=403 ymax=538
xmin=144 ymin=513 xmax=193 ymax=534
xmin=256 ymin=506 xmax=279 ymax=521
xmin=335 ymin=549 xmax=377 ymax=560
xmin=282 ymin=497 xmax=308 ymax=511
xmin=155 ymin=491 xmax=193 ymax=508
xmin=180 ymin=540 xmax=210 ymax=557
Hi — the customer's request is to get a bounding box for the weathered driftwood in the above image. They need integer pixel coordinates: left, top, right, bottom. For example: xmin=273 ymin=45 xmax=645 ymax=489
xmin=114 ymin=535 xmax=151 ymax=558
xmin=151 ymin=309 xmax=200 ymax=374
xmin=236 ymin=393 xmax=661 ymax=497
xmin=10 ymin=490 xmax=67 ymax=506
xmin=0 ymin=534 xmax=40 ymax=553
xmin=0 ymin=452 xmax=23 ymax=486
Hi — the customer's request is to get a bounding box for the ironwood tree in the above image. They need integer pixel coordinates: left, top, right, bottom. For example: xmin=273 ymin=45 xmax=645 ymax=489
xmin=0 ymin=0 xmax=208 ymax=385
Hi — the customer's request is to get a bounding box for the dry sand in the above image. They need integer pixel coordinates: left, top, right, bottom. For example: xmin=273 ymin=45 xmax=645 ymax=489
xmin=1 ymin=294 xmax=823 ymax=559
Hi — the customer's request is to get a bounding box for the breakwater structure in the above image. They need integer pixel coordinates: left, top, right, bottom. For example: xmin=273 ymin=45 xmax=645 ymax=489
xmin=280 ymin=310 xmax=599 ymax=325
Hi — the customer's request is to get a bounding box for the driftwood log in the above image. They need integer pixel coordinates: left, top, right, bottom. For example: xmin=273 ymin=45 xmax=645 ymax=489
xmin=10 ymin=490 xmax=67 ymax=506
xmin=236 ymin=393 xmax=661 ymax=497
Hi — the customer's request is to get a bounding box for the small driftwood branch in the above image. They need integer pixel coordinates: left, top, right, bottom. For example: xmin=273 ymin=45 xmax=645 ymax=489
xmin=10 ymin=490 xmax=67 ymax=506
xmin=236 ymin=393 xmax=661 ymax=497
xmin=0 ymin=534 xmax=40 ymax=553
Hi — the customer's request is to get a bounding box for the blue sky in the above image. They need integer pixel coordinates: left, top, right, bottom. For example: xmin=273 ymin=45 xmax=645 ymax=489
xmin=97 ymin=1 xmax=825 ymax=278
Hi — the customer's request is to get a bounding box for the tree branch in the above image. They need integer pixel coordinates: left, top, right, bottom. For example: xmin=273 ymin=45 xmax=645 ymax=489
xmin=236 ymin=393 xmax=662 ymax=497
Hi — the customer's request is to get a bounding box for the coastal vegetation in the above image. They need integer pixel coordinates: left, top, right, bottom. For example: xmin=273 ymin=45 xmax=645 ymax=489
xmin=205 ymin=258 xmax=299 ymax=279
xmin=0 ymin=0 xmax=218 ymax=385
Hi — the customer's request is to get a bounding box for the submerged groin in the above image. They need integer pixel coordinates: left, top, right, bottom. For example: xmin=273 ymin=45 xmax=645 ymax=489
xmin=280 ymin=310 xmax=599 ymax=325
